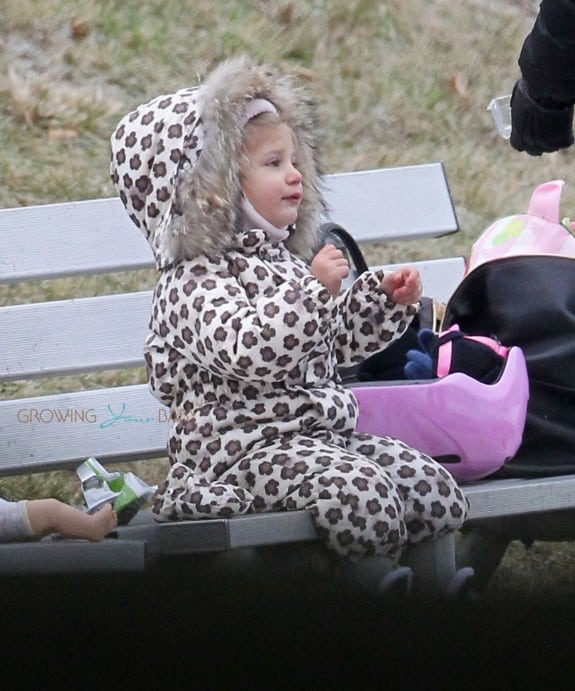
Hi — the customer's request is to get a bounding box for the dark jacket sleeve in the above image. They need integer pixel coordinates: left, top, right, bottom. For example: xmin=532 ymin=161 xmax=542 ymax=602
xmin=518 ymin=0 xmax=575 ymax=106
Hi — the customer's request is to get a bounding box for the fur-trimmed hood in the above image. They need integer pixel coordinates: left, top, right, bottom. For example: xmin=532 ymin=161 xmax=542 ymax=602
xmin=110 ymin=56 xmax=325 ymax=268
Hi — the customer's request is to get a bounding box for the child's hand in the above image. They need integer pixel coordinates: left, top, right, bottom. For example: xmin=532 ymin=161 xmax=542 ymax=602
xmin=311 ymin=244 xmax=350 ymax=297
xmin=381 ymin=266 xmax=422 ymax=304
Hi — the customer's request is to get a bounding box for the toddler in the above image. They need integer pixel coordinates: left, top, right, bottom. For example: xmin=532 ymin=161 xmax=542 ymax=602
xmin=110 ymin=55 xmax=467 ymax=564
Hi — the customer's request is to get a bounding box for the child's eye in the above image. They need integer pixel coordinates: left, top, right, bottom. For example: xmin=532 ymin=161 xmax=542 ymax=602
xmin=266 ymin=158 xmax=281 ymax=167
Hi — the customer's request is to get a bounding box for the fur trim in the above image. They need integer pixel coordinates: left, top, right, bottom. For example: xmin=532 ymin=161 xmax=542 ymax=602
xmin=165 ymin=56 xmax=325 ymax=263
xmin=110 ymin=55 xmax=325 ymax=267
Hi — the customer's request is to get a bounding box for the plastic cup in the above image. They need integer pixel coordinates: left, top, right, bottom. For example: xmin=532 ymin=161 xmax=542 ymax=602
xmin=487 ymin=94 xmax=512 ymax=140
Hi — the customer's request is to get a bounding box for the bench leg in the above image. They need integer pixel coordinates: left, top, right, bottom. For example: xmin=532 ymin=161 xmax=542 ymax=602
xmin=456 ymin=526 xmax=510 ymax=593
xmin=401 ymin=532 xmax=457 ymax=594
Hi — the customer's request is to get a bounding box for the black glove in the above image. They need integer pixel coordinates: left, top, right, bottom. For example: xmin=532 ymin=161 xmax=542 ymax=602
xmin=510 ymin=78 xmax=574 ymax=156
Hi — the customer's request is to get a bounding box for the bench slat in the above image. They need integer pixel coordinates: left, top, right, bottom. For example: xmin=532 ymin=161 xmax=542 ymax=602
xmin=0 ymin=538 xmax=147 ymax=574
xmin=376 ymin=256 xmax=465 ymax=304
xmin=324 ymin=163 xmax=457 ymax=243
xmin=0 ymin=384 xmax=166 ymax=474
xmin=7 ymin=471 xmax=575 ymax=576
xmin=1 ymin=164 xmax=458 ymax=283
xmin=9 ymin=376 xmax=574 ymax=536
xmin=0 ymin=259 xmax=464 ymax=382
xmin=0 ymin=197 xmax=153 ymax=283
xmin=464 ymin=475 xmax=575 ymax=521
xmin=0 ymin=291 xmax=152 ymax=380
xmin=0 ymin=509 xmax=319 ymax=575
xmin=117 ymin=508 xmax=319 ymax=555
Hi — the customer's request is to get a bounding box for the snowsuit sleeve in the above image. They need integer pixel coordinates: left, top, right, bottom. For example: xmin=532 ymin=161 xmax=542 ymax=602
xmin=518 ymin=0 xmax=575 ymax=106
xmin=334 ymin=268 xmax=419 ymax=367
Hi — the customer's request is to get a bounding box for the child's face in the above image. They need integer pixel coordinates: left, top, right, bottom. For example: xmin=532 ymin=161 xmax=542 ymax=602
xmin=241 ymin=122 xmax=303 ymax=229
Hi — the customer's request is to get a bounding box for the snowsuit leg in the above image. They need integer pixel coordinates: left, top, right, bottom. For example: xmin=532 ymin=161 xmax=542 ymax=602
xmin=152 ymin=465 xmax=256 ymax=520
xmin=345 ymin=433 xmax=468 ymax=545
xmin=221 ymin=431 xmax=467 ymax=562
xmin=227 ymin=433 xmax=406 ymax=561
xmin=153 ymin=431 xmax=467 ymax=563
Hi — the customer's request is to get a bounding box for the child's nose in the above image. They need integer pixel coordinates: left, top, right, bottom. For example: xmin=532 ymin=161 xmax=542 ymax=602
xmin=287 ymin=164 xmax=302 ymax=183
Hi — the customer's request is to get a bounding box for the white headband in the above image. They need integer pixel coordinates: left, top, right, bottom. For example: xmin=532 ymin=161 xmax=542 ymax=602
xmin=242 ymin=98 xmax=278 ymax=127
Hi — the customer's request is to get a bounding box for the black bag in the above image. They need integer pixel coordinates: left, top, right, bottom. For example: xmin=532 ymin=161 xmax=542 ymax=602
xmin=327 ymin=180 xmax=575 ymax=478
xmin=440 ymin=179 xmax=575 ymax=478
xmin=443 ymin=254 xmax=575 ymax=478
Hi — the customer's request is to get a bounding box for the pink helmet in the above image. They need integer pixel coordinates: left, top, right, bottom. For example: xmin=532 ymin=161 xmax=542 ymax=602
xmin=351 ymin=345 xmax=529 ymax=483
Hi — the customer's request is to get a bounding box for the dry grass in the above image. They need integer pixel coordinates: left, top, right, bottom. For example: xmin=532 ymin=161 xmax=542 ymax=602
xmin=3 ymin=0 xmax=574 ymax=244
xmin=2 ymin=0 xmax=575 ymax=598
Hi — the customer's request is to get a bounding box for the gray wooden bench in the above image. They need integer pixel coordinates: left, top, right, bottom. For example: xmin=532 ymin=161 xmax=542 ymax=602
xmin=2 ymin=161 xmax=568 ymax=593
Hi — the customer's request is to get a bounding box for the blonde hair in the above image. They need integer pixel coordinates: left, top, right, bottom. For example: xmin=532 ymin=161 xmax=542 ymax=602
xmin=241 ymin=111 xmax=299 ymax=171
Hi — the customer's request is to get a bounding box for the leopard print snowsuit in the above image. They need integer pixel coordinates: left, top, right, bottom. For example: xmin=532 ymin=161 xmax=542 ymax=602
xmin=110 ymin=56 xmax=467 ymax=562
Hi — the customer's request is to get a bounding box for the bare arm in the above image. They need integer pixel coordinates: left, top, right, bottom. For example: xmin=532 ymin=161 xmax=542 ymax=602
xmin=26 ymin=498 xmax=117 ymax=542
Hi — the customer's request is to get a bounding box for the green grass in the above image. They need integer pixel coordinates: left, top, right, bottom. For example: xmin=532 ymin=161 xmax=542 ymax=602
xmin=2 ymin=0 xmax=575 ymax=598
